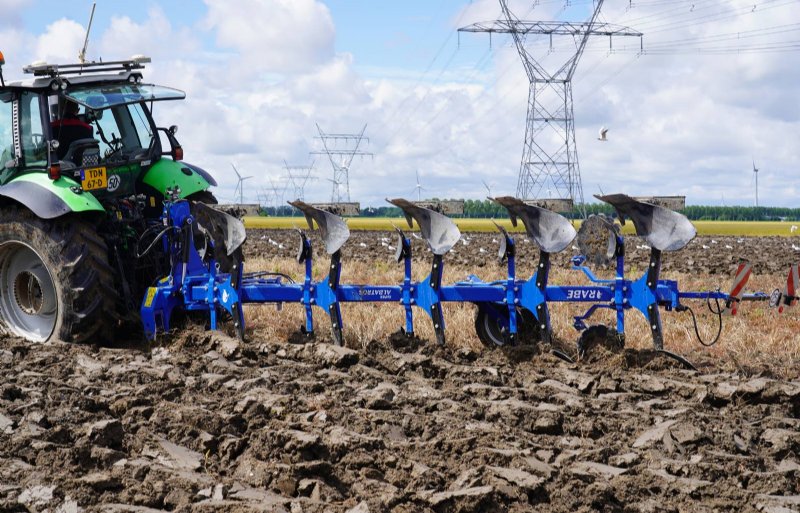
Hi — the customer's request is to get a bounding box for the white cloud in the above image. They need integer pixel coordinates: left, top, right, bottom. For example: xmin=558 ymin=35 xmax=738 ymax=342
xmin=97 ymin=7 xmax=200 ymax=63
xmin=203 ymin=0 xmax=335 ymax=74
xmin=34 ymin=18 xmax=85 ymax=63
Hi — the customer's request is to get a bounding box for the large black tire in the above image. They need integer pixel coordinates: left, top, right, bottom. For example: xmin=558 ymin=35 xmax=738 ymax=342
xmin=0 ymin=208 xmax=117 ymax=343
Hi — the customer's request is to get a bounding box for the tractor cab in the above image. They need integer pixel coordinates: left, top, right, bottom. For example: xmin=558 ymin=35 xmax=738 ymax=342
xmin=0 ymin=54 xmax=218 ymax=212
xmin=0 ymin=56 xmax=192 ymax=200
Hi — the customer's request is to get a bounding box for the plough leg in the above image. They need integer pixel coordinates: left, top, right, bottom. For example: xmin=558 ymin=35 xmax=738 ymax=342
xmin=230 ymin=260 xmax=245 ymax=340
xmin=327 ymin=250 xmax=344 ymax=346
xmin=645 ymin=249 xmax=664 ymax=350
xmin=534 ymin=251 xmax=552 ymax=345
xmin=429 ymin=254 xmax=446 ymax=346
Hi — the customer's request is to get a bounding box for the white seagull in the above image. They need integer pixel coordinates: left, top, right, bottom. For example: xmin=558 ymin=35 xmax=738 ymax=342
xmin=598 ymin=126 xmax=609 ymax=141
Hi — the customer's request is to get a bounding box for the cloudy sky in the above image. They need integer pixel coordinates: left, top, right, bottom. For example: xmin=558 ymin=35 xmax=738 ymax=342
xmin=2 ymin=0 xmax=798 ymax=206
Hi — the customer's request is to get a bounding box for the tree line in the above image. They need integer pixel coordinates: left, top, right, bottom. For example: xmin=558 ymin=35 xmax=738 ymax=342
xmin=260 ymin=200 xmax=800 ymax=221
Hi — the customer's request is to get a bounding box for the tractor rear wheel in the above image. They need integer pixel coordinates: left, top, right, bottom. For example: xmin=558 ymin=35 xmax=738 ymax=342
xmin=0 ymin=208 xmax=117 ymax=343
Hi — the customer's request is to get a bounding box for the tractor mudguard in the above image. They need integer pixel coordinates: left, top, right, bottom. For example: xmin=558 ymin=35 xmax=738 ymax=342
xmin=0 ymin=173 xmax=104 ymax=219
xmin=141 ymin=158 xmax=216 ymax=199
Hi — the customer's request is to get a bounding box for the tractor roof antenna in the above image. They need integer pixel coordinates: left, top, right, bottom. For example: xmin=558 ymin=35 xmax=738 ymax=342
xmin=78 ymin=2 xmax=97 ymax=64
xmin=311 ymin=123 xmax=373 ymax=203
xmin=231 ymin=163 xmax=253 ymax=205
xmin=459 ymin=0 xmax=641 ymax=219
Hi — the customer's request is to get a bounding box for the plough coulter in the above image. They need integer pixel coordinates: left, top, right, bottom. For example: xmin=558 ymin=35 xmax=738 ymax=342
xmin=141 ymin=192 xmax=768 ymax=367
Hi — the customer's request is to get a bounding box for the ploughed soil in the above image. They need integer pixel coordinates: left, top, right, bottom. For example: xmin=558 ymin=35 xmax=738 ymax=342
xmin=246 ymin=229 xmax=800 ymax=276
xmin=0 ymin=231 xmax=798 ymax=512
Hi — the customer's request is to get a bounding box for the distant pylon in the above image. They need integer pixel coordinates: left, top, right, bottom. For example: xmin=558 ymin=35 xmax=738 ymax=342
xmin=310 ymin=124 xmax=373 ymax=203
xmin=284 ymin=160 xmax=317 ymax=201
xmin=459 ymin=0 xmax=641 ymax=214
xmin=266 ymin=177 xmax=289 ymax=210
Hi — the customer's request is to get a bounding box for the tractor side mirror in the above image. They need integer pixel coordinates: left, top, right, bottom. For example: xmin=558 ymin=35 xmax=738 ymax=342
xmin=158 ymin=126 xmax=183 ymax=161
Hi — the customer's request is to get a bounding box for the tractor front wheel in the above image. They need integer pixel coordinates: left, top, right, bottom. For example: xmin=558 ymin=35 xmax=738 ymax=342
xmin=0 ymin=208 xmax=117 ymax=343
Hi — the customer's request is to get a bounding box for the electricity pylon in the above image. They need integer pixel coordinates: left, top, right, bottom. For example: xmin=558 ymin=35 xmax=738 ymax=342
xmin=284 ymin=160 xmax=317 ymax=201
xmin=310 ymin=124 xmax=372 ymax=203
xmin=459 ymin=0 xmax=641 ymax=212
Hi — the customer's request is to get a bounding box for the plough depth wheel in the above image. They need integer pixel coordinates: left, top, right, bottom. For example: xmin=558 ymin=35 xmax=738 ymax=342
xmin=474 ymin=307 xmax=539 ymax=347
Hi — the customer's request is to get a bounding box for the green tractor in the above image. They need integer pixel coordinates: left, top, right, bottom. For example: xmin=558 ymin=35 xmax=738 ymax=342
xmin=0 ymin=53 xmax=220 ymax=343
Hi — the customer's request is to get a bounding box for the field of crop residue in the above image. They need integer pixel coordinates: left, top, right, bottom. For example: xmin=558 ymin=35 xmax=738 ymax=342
xmin=0 ymin=229 xmax=798 ymax=513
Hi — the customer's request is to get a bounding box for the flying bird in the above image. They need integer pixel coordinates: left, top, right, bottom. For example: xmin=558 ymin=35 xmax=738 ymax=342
xmin=598 ymin=126 xmax=609 ymax=141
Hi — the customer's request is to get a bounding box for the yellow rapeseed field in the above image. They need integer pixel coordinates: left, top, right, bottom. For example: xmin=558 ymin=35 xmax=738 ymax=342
xmin=244 ymin=216 xmax=797 ymax=237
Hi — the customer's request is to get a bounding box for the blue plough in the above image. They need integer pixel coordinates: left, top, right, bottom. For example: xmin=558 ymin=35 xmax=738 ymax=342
xmin=141 ymin=193 xmax=767 ymax=367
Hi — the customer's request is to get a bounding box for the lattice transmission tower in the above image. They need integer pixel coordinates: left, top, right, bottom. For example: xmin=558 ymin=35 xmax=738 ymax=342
xmin=459 ymin=0 xmax=641 ymax=208
xmin=311 ymin=124 xmax=372 ymax=203
xmin=283 ymin=160 xmax=317 ymax=201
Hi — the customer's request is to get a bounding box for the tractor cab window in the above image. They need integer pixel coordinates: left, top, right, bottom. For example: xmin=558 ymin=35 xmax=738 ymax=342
xmin=19 ymin=92 xmax=46 ymax=169
xmin=90 ymin=102 xmax=155 ymax=162
xmin=56 ymin=83 xmax=183 ymax=166
xmin=49 ymin=94 xmax=156 ymax=165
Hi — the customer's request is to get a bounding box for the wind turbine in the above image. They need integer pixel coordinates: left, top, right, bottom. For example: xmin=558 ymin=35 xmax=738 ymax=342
xmin=231 ymin=163 xmax=253 ymax=205
xmin=482 ymin=180 xmax=494 ymax=197
xmin=326 ymin=176 xmax=342 ymax=195
xmin=413 ymin=170 xmax=425 ymax=201
xmin=752 ymin=160 xmax=759 ymax=208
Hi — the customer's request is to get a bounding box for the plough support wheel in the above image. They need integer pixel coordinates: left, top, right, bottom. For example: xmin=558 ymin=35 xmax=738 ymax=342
xmin=474 ymin=307 xmax=540 ymax=347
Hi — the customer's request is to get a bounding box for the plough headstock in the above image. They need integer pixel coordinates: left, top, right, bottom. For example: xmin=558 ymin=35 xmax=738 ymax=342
xmin=289 ymin=200 xmax=350 ymax=255
xmin=491 ymin=196 xmax=577 ymax=254
xmin=595 ymin=193 xmax=696 ymax=251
